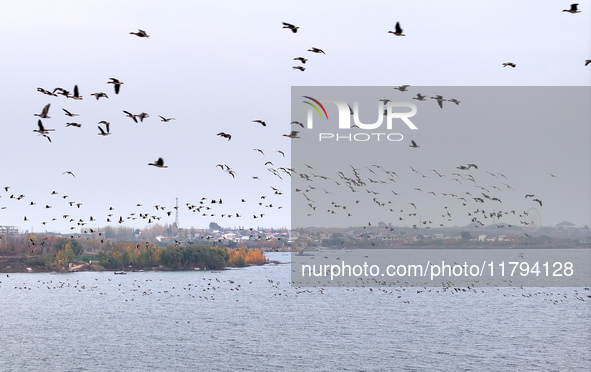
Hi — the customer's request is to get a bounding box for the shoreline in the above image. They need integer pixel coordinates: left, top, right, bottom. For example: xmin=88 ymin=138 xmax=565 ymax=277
xmin=0 ymin=256 xmax=278 ymax=274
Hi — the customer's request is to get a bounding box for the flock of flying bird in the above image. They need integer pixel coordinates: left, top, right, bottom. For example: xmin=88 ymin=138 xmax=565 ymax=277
xmin=4 ymin=3 xmax=587 ymax=237
xmin=291 ymin=159 xmax=557 ymax=234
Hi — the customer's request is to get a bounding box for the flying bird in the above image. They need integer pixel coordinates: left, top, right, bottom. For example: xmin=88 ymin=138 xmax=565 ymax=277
xmin=430 ymin=95 xmax=446 ymax=108
xmin=585 ymin=60 xmax=590 ymax=66
xmin=563 ymin=3 xmax=581 ymax=13
xmin=409 ymin=140 xmax=419 ymax=148
xmin=159 ymin=115 xmax=176 ymax=122
xmin=123 ymin=111 xmax=138 ymax=123
xmin=69 ymin=84 xmax=83 ymax=100
xmin=294 ymin=57 xmax=308 ymax=64
xmin=65 ymin=122 xmax=82 ymax=127
xmin=282 ymin=22 xmax=299 ymax=33
xmin=217 ymin=132 xmax=232 ymax=140
xmin=388 ymin=22 xmax=405 ymax=36
xmin=97 ymin=122 xmax=110 ymax=136
xmin=292 ymin=66 xmax=306 ymax=71
xmin=130 ymin=29 xmax=150 ymax=38
xmin=63 ymin=171 xmax=76 ymax=178
xmin=148 ymin=158 xmax=168 ymax=168
xmin=502 ymin=62 xmax=516 ymax=68
xmin=253 ymin=120 xmax=266 ymax=126
xmin=291 ymin=121 xmax=304 ymax=128
xmin=412 ymin=93 xmax=426 ymax=101
xmin=308 ymin=47 xmax=325 ymax=54
xmin=107 ymin=78 xmax=124 ymax=94
xmin=283 ymin=131 xmax=300 ymax=138
xmin=394 ymin=85 xmax=410 ymax=91
xmin=34 ymin=120 xmax=54 ymax=134
xmin=91 ymin=92 xmax=108 ymax=100
xmin=34 ymin=103 xmax=51 ymax=118
xmin=62 ymin=108 xmax=79 ymax=117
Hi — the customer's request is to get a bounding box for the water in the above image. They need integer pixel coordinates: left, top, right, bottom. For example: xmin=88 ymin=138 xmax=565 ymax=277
xmin=1 ymin=252 xmax=589 ymax=371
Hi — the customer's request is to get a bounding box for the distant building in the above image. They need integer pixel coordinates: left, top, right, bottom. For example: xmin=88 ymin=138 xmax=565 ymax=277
xmin=0 ymin=226 xmax=19 ymax=234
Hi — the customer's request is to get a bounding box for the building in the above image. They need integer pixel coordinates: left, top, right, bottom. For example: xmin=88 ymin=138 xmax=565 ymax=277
xmin=0 ymin=226 xmax=19 ymax=234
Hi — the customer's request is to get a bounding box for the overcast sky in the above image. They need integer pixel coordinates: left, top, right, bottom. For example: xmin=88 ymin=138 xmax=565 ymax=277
xmin=0 ymin=1 xmax=589 ymax=233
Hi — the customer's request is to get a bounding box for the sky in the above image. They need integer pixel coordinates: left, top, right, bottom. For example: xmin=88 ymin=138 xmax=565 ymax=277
xmin=0 ymin=1 xmax=589 ymax=234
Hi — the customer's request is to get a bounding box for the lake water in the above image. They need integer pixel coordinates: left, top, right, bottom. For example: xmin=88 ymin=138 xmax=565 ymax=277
xmin=0 ymin=252 xmax=589 ymax=371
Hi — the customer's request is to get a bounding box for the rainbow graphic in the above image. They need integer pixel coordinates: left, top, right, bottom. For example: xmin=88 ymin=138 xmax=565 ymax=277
xmin=302 ymin=96 xmax=328 ymax=120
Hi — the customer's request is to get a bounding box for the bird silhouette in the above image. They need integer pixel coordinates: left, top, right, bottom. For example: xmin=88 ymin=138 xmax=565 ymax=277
xmin=148 ymin=158 xmax=168 ymax=168
xmin=388 ymin=22 xmax=405 ymax=36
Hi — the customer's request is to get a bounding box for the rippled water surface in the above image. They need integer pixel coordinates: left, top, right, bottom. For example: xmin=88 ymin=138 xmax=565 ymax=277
xmin=1 ymin=252 xmax=589 ymax=371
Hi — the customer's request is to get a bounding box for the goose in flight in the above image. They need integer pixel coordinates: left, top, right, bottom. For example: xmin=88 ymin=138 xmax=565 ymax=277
xmin=394 ymin=85 xmax=410 ymax=91
xmin=98 ymin=122 xmax=110 ymax=136
xmin=412 ymin=93 xmax=426 ymax=101
xmin=585 ymin=60 xmax=590 ymax=66
xmin=308 ymin=47 xmax=325 ymax=54
xmin=34 ymin=120 xmax=54 ymax=134
xmin=159 ymin=115 xmax=175 ymax=122
xmin=217 ymin=132 xmax=232 ymax=140
xmin=447 ymin=98 xmax=460 ymax=105
xmin=91 ymin=92 xmax=109 ymax=100
xmin=294 ymin=57 xmax=308 ymax=64
xmin=430 ymin=95 xmax=446 ymax=108
xmin=291 ymin=121 xmax=304 ymax=128
xmin=292 ymin=66 xmax=306 ymax=71
xmin=66 ymin=122 xmax=82 ymax=127
xmin=563 ymin=3 xmax=581 ymax=13
xmin=130 ymin=29 xmax=150 ymax=38
xmin=388 ymin=22 xmax=405 ymax=36
xmin=409 ymin=140 xmax=419 ymax=148
xmin=107 ymin=78 xmax=124 ymax=94
xmin=253 ymin=120 xmax=266 ymax=126
xmin=123 ymin=110 xmax=138 ymax=123
xmin=69 ymin=85 xmax=83 ymax=100
xmin=283 ymin=131 xmax=300 ymax=138
xmin=136 ymin=112 xmax=150 ymax=122
xmin=34 ymin=103 xmax=51 ymax=118
xmin=63 ymin=171 xmax=76 ymax=178
xmin=148 ymin=158 xmax=168 ymax=168
xmin=282 ymin=22 xmax=299 ymax=33
xmin=62 ymin=108 xmax=79 ymax=117
xmin=502 ymin=62 xmax=516 ymax=68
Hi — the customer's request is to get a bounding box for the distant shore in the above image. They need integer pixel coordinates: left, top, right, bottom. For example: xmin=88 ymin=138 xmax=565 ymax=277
xmin=0 ymin=255 xmax=274 ymax=274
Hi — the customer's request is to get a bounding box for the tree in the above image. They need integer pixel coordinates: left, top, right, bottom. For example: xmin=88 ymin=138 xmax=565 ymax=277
xmin=55 ymin=244 xmax=74 ymax=268
xmin=209 ymin=222 xmax=223 ymax=231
